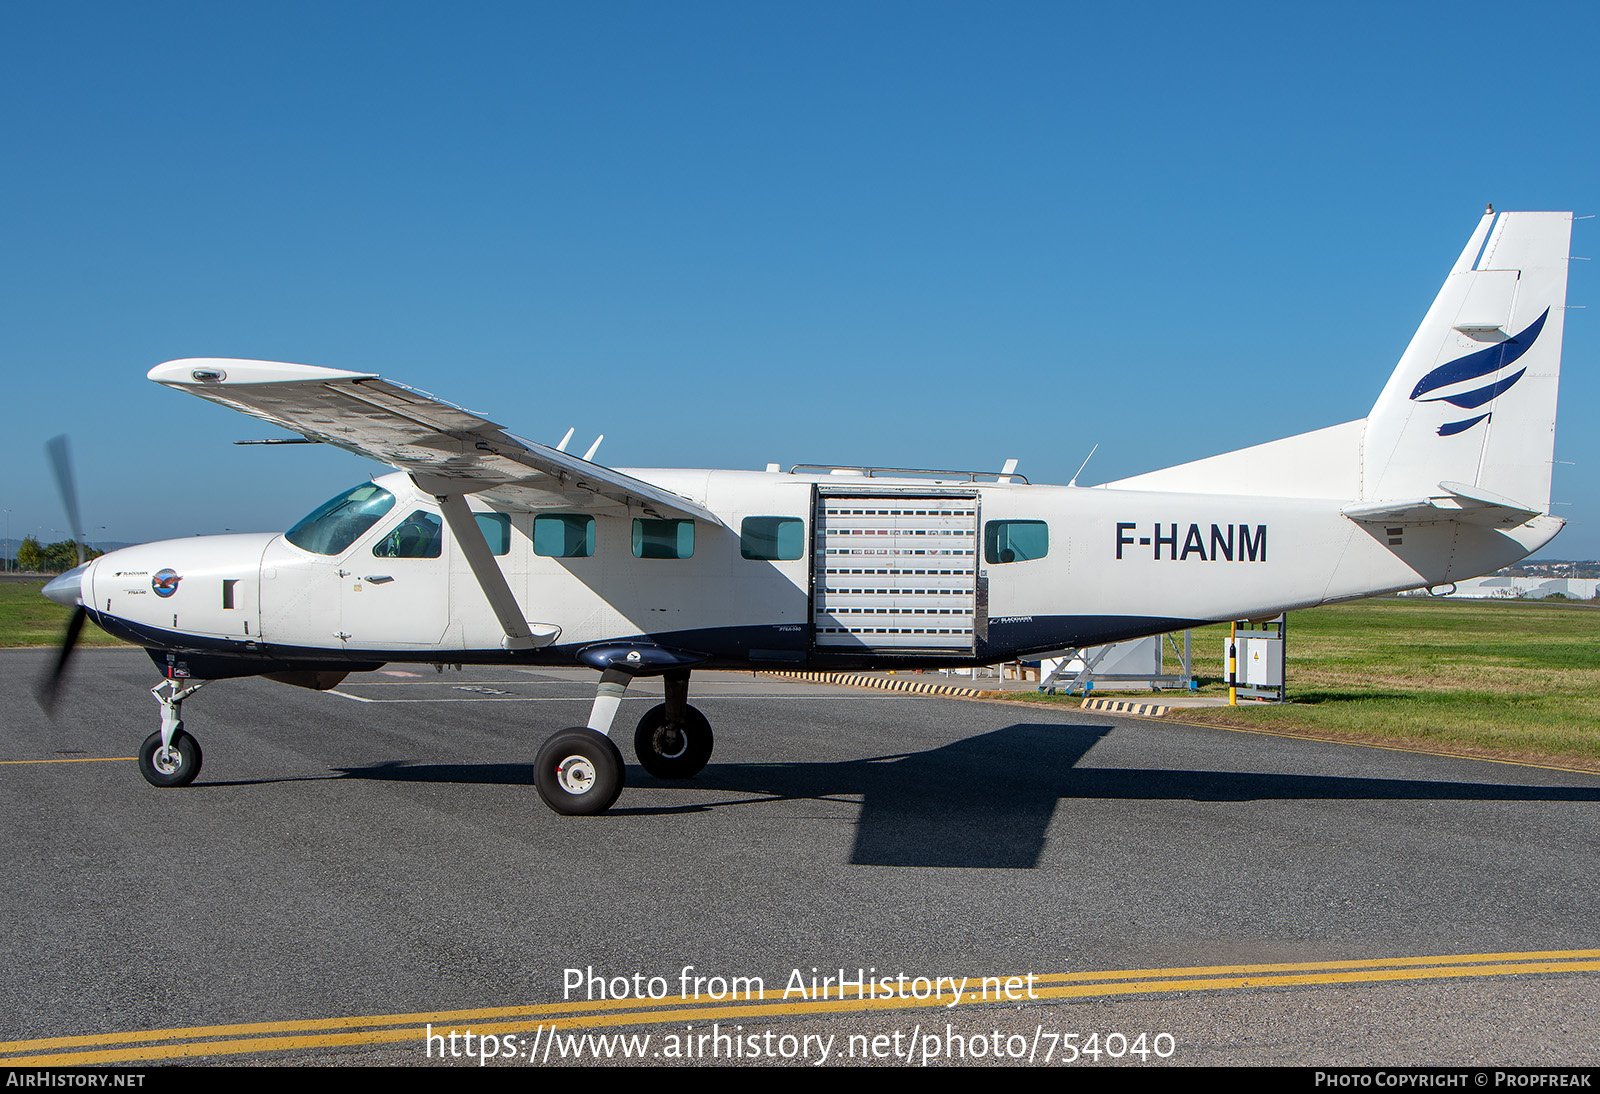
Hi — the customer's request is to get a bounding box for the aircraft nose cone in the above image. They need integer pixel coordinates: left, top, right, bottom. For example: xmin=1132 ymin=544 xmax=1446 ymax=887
xmin=42 ymin=563 xmax=88 ymax=608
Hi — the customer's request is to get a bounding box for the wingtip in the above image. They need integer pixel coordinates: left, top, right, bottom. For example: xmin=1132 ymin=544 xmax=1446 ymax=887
xmin=149 ymin=359 xmax=380 ymax=385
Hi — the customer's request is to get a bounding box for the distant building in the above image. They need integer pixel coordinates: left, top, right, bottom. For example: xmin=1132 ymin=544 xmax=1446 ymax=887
xmin=1406 ymin=575 xmax=1600 ymax=600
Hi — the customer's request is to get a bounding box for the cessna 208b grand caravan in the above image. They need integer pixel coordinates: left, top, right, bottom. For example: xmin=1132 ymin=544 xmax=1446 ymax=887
xmin=41 ymin=209 xmax=1574 ymax=815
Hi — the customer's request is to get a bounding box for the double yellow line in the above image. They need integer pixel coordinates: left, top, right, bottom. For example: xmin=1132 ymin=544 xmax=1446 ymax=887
xmin=4 ymin=949 xmax=1596 ymax=1065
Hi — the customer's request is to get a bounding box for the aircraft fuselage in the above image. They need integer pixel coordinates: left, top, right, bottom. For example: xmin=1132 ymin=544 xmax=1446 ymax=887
xmin=73 ymin=467 xmax=1560 ymax=682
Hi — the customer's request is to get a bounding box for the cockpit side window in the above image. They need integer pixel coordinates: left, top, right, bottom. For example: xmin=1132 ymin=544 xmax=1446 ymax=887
xmin=372 ymin=510 xmax=443 ymax=558
xmin=286 ymin=484 xmax=397 ymax=556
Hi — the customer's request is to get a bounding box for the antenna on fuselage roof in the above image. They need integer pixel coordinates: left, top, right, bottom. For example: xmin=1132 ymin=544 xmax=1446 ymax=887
xmin=1068 ymin=443 xmax=1099 ymax=487
xmin=555 ymin=427 xmax=575 ymax=452
xmin=997 ymin=458 xmax=1019 ymax=484
xmin=582 ymin=435 xmax=604 ymax=462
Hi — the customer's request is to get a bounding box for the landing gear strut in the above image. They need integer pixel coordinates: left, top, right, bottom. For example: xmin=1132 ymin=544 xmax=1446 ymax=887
xmin=633 ymin=670 xmax=712 ymax=779
xmin=531 ymin=665 xmax=715 ymax=815
xmin=140 ymin=679 xmax=208 ymax=787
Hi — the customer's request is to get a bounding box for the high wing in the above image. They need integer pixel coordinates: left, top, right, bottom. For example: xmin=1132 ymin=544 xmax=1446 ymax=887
xmin=147 ymin=358 xmax=719 ymax=525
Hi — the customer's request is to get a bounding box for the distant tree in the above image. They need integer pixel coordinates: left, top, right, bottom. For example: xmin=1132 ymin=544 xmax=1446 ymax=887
xmin=35 ymin=540 xmax=102 ymax=573
xmin=16 ymin=536 xmax=43 ymax=571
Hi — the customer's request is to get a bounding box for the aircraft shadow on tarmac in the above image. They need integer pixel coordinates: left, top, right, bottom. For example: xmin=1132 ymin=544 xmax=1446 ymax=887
xmin=318 ymin=723 xmax=1600 ymax=870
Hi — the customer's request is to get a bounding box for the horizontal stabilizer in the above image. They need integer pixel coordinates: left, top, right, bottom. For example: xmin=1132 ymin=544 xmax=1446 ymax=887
xmin=1342 ymin=481 xmax=1542 ymax=528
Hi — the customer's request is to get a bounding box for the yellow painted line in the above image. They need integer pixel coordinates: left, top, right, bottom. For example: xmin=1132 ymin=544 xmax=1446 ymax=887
xmin=4 ymin=949 xmax=1596 ymax=1065
xmin=0 ymin=756 xmax=132 ymax=765
xmin=0 ymin=993 xmax=722 ymax=1053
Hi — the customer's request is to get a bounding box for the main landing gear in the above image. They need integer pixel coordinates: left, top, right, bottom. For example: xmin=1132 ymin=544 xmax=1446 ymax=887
xmin=533 ymin=666 xmax=714 ymax=816
xmin=139 ymin=679 xmax=208 ymax=788
xmin=128 ymin=660 xmax=711 ymax=815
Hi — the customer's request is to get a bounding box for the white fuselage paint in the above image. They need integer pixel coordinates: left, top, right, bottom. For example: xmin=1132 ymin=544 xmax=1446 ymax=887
xmin=77 ymin=467 xmax=1561 ymax=668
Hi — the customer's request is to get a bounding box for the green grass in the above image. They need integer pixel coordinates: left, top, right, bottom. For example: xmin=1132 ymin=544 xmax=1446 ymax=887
xmin=1010 ymin=597 xmax=1600 ymax=768
xmin=0 ymin=582 xmax=127 ymax=648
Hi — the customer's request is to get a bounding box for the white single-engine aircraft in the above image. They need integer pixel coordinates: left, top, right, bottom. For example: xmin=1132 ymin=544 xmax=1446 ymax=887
xmin=41 ymin=209 xmax=1573 ymax=815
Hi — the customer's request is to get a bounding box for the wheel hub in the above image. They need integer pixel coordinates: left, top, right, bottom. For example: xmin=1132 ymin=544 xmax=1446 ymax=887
xmin=555 ymin=755 xmax=597 ymax=795
xmin=152 ymin=746 xmax=182 ymax=775
xmin=654 ymin=725 xmax=688 ymax=760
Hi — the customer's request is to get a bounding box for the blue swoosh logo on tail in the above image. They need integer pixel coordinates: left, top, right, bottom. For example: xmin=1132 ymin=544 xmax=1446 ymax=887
xmin=1419 ymin=367 xmax=1527 ymax=410
xmin=1436 ymin=413 xmax=1491 ymax=437
xmin=1409 ymin=307 xmax=1547 ymax=435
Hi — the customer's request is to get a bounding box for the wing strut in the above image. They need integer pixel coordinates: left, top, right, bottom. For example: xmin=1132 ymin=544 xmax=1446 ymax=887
xmin=415 ymin=475 xmax=560 ymax=652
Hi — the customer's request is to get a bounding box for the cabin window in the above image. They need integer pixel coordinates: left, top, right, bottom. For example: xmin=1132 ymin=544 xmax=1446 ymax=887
xmin=285 ymin=483 xmax=396 ymax=556
xmin=373 ymin=510 xmax=443 ymax=558
xmin=984 ymin=520 xmax=1048 ymax=564
xmin=533 ymin=514 xmax=595 ymax=558
xmin=740 ymin=516 xmax=804 ymax=561
xmin=633 ymin=518 xmax=694 ymax=559
xmin=475 ymin=513 xmax=512 ymax=556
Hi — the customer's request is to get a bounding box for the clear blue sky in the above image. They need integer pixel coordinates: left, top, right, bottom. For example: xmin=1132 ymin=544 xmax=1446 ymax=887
xmin=3 ymin=1 xmax=1597 ymax=554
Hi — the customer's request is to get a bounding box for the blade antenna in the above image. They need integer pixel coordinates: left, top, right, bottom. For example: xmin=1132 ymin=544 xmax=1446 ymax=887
xmin=1068 ymin=443 xmax=1099 ymax=487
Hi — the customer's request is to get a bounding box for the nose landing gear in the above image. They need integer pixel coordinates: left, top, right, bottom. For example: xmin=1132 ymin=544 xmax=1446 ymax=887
xmin=140 ymin=679 xmax=208 ymax=788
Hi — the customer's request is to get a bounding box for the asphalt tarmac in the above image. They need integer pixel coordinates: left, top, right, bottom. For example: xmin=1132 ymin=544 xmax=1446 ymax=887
xmin=3 ymin=648 xmax=1597 ymax=1067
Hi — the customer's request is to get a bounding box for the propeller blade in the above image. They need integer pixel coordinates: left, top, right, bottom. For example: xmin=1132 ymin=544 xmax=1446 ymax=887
xmin=45 ymin=435 xmax=85 ymax=565
xmin=36 ymin=604 xmax=87 ymax=714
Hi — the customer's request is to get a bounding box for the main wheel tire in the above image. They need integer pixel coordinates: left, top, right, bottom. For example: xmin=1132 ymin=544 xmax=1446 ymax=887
xmin=535 ymin=728 xmax=625 ymax=815
xmin=138 ymin=730 xmax=202 ymax=788
xmin=633 ymin=703 xmax=713 ymax=780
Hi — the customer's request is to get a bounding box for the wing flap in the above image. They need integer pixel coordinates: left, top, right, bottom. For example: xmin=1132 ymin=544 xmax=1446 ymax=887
xmin=148 ymin=358 xmax=720 ymax=524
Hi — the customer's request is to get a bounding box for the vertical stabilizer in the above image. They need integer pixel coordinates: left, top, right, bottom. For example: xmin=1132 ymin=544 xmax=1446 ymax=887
xmin=1362 ymin=211 xmax=1572 ymax=511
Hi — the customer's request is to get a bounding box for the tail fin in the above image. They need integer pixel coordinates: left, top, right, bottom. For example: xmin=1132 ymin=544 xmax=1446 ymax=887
xmin=1361 ymin=210 xmax=1572 ymax=512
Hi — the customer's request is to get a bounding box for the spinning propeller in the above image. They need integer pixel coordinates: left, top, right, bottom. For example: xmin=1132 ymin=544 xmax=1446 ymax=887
xmin=37 ymin=436 xmax=89 ymax=713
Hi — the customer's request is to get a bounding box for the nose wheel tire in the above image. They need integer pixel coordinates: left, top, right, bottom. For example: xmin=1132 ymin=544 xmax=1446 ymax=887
xmin=535 ymin=728 xmax=625 ymax=815
xmin=633 ymin=703 xmax=713 ymax=780
xmin=138 ymin=730 xmax=203 ymax=788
